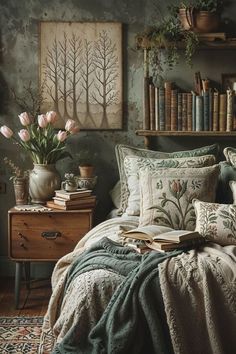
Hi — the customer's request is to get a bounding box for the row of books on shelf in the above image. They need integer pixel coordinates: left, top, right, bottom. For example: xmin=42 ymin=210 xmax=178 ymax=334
xmin=46 ymin=189 xmax=96 ymax=210
xmin=119 ymin=225 xmax=207 ymax=253
xmin=143 ymin=78 xmax=236 ymax=132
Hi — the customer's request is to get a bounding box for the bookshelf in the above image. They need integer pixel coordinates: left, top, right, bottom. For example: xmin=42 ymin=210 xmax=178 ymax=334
xmin=138 ymin=34 xmax=236 ymax=147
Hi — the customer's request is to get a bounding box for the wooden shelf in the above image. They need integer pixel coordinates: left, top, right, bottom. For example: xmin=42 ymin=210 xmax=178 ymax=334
xmin=136 ymin=130 xmax=236 ymax=137
xmin=136 ymin=130 xmax=236 ymax=148
xmin=136 ymin=36 xmax=236 ymax=50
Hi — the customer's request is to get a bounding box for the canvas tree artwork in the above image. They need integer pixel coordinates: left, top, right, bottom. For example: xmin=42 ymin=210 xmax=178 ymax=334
xmin=40 ymin=22 xmax=122 ymax=130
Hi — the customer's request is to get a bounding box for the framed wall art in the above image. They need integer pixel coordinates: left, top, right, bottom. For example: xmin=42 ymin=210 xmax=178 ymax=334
xmin=39 ymin=22 xmax=122 ymax=130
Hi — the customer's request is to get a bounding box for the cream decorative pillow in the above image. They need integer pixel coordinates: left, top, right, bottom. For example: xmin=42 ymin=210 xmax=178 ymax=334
xmin=109 ymin=180 xmax=121 ymax=209
xmin=124 ymin=154 xmax=216 ymax=216
xmin=229 ymin=180 xmax=236 ymax=202
xmin=139 ymin=165 xmax=220 ymax=230
xmin=193 ymin=199 xmax=236 ymax=246
xmin=115 ymin=143 xmax=219 ymax=215
xmin=223 ymin=147 xmax=236 ymax=165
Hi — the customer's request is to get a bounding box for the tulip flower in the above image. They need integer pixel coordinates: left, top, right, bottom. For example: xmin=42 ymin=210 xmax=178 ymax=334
xmin=57 ymin=130 xmax=67 ymax=142
xmin=0 ymin=125 xmax=13 ymax=138
xmin=70 ymin=125 xmax=80 ymax=134
xmin=38 ymin=114 xmax=48 ymax=128
xmin=65 ymin=119 xmax=77 ymax=132
xmin=18 ymin=112 xmax=31 ymax=126
xmin=46 ymin=111 xmax=57 ymax=124
xmin=18 ymin=129 xmax=30 ymax=142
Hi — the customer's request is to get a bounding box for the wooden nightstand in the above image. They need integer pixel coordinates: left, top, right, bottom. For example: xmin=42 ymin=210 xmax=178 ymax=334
xmin=8 ymin=207 xmax=94 ymax=309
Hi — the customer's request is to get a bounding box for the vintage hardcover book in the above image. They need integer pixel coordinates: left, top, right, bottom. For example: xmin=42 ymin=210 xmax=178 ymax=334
xmin=143 ymin=76 xmax=150 ymax=130
xmin=170 ymin=89 xmax=178 ymax=131
xmin=146 ymin=237 xmax=206 ymax=252
xmin=53 ymin=195 xmax=96 ymax=206
xmin=55 ymin=189 xmax=92 ymax=200
xmin=203 ymin=90 xmax=209 ymax=131
xmin=192 ymin=91 xmax=196 ymax=131
xmin=154 ymin=86 xmax=159 ymax=130
xmin=196 ymin=95 xmax=204 ymax=131
xmin=159 ymin=87 xmax=165 ymax=131
xmin=121 ymin=226 xmax=204 ymax=252
xmin=226 ymin=89 xmax=234 ymax=132
xmin=213 ymin=90 xmax=219 ymax=131
xmin=182 ymin=93 xmax=188 ymax=131
xmin=187 ymin=92 xmax=193 ymax=131
xmin=149 ymin=80 xmax=155 ymax=130
xmin=46 ymin=200 xmax=96 ymax=210
xmin=219 ymin=93 xmax=227 ymax=131
xmin=208 ymin=88 xmax=213 ymax=131
xmin=164 ymin=81 xmax=172 ymax=130
xmin=177 ymin=92 xmax=183 ymax=130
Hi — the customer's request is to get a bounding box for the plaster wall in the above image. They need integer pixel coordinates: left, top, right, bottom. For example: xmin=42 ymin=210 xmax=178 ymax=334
xmin=0 ymin=0 xmax=236 ymax=276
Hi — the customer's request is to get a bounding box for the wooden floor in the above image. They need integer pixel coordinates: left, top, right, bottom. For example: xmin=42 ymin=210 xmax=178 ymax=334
xmin=0 ymin=277 xmax=51 ymax=316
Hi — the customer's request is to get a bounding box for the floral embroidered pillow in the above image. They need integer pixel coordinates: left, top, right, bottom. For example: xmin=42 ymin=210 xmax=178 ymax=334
xmin=124 ymin=154 xmax=216 ymax=216
xmin=193 ymin=199 xmax=236 ymax=246
xmin=223 ymin=147 xmax=236 ymax=166
xmin=139 ymin=165 xmax=220 ymax=230
xmin=115 ymin=143 xmax=219 ymax=215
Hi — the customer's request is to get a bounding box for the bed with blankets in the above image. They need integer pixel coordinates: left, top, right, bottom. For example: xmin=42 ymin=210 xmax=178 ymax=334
xmin=39 ymin=144 xmax=236 ymax=354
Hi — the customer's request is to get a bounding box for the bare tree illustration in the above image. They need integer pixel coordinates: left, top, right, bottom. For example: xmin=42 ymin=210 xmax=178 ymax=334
xmin=67 ymin=33 xmax=83 ymax=125
xmin=43 ymin=38 xmax=61 ymax=117
xmin=81 ymin=39 xmax=96 ymax=127
xmin=58 ymin=32 xmax=72 ymax=121
xmin=92 ymin=30 xmax=119 ymax=128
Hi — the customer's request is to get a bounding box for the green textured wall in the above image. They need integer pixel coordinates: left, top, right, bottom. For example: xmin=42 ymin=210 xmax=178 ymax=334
xmin=0 ymin=0 xmax=236 ymax=276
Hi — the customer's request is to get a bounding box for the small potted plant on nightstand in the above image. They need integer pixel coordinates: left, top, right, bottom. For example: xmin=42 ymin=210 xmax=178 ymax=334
xmin=75 ymin=150 xmax=98 ymax=190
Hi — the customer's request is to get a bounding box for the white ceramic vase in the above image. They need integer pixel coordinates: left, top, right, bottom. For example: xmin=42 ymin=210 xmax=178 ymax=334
xmin=29 ymin=164 xmax=61 ymax=204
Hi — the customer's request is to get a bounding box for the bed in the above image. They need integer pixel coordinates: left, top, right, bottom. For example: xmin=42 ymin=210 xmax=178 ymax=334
xmin=39 ymin=144 xmax=236 ymax=354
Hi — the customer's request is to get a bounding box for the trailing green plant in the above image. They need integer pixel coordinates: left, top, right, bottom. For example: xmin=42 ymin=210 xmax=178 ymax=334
xmin=3 ymin=157 xmax=29 ymax=182
xmin=194 ymin=0 xmax=224 ymax=12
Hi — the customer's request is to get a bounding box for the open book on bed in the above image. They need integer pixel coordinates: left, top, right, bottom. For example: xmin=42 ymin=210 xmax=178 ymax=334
xmin=120 ymin=225 xmax=205 ymax=252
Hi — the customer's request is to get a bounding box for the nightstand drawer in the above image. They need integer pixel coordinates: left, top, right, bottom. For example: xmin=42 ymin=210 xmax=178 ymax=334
xmin=8 ymin=210 xmax=92 ymax=260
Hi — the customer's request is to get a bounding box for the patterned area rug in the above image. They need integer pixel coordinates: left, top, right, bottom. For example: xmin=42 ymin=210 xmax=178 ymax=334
xmin=0 ymin=316 xmax=53 ymax=354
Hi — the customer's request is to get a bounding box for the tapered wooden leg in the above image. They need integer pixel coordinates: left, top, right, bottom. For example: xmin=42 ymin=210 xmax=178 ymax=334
xmin=15 ymin=262 xmax=22 ymax=309
xmin=24 ymin=261 xmax=31 ymax=290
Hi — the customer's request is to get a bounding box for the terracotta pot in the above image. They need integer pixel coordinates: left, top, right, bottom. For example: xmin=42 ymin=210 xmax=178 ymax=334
xmin=29 ymin=164 xmax=61 ymax=204
xmin=194 ymin=11 xmax=220 ymax=33
xmin=179 ymin=8 xmax=195 ymax=30
xmin=79 ymin=165 xmax=94 ymax=178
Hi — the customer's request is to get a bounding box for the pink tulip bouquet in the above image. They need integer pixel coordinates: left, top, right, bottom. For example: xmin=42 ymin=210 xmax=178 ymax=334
xmin=0 ymin=111 xmax=79 ymax=164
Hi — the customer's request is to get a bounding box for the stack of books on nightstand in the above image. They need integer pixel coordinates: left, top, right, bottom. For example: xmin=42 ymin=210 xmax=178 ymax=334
xmin=46 ymin=189 xmax=96 ymax=210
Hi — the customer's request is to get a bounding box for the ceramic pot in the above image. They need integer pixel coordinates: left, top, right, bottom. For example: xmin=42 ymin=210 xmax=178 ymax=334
xmin=13 ymin=177 xmax=29 ymax=205
xmin=78 ymin=176 xmax=97 ymax=190
xmin=179 ymin=8 xmax=195 ymax=30
xmin=79 ymin=165 xmax=95 ymax=178
xmin=29 ymin=164 xmax=61 ymax=204
xmin=194 ymin=11 xmax=220 ymax=33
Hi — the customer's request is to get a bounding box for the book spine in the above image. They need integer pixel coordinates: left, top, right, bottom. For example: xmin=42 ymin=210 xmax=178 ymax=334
xmin=208 ymin=88 xmax=213 ymax=131
xmin=159 ymin=87 xmax=165 ymax=131
xmin=143 ymin=77 xmax=150 ymax=130
xmin=149 ymin=80 xmax=155 ymax=130
xmin=154 ymin=86 xmax=159 ymax=130
xmin=170 ymin=89 xmax=178 ymax=131
xmin=203 ymin=90 xmax=209 ymax=131
xmin=187 ymin=92 xmax=192 ymax=131
xmin=213 ymin=91 xmax=219 ymax=131
xmin=219 ymin=93 xmax=227 ymax=132
xmin=195 ymin=95 xmax=203 ymax=131
xmin=177 ymin=92 xmax=182 ymax=131
xmin=164 ymin=81 xmax=172 ymax=130
xmin=182 ymin=93 xmax=187 ymax=131
xmin=192 ymin=91 xmax=196 ymax=131
xmin=226 ymin=89 xmax=234 ymax=132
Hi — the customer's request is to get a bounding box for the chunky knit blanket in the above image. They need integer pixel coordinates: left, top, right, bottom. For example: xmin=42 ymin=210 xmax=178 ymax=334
xmin=39 ymin=216 xmax=236 ymax=354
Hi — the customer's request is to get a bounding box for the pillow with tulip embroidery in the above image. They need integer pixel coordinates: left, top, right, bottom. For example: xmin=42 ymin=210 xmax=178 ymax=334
xmin=138 ymin=165 xmax=220 ymax=230
xmin=115 ymin=143 xmax=219 ymax=216
xmin=193 ymin=199 xmax=236 ymax=246
xmin=123 ymin=154 xmax=216 ymax=216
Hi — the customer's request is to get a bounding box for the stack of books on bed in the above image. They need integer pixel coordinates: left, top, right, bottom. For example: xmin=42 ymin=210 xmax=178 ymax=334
xmin=120 ymin=225 xmax=206 ymax=253
xmin=46 ymin=189 xmax=96 ymax=210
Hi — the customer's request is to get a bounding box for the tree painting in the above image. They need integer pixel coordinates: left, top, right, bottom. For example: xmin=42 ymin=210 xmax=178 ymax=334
xmin=40 ymin=22 xmax=122 ymax=130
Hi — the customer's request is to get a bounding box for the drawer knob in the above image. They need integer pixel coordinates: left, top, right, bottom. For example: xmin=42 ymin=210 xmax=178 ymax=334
xmin=41 ymin=231 xmax=61 ymax=240
xmin=20 ymin=242 xmax=26 ymax=249
xmin=18 ymin=232 xmax=26 ymax=240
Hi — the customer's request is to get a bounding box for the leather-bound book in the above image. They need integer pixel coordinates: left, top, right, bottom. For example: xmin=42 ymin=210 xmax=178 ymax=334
xmin=177 ymin=92 xmax=183 ymax=131
xmin=219 ymin=93 xmax=227 ymax=131
xmin=196 ymin=95 xmax=204 ymax=131
xmin=170 ymin=89 xmax=178 ymax=131
xmin=149 ymin=80 xmax=155 ymax=130
xmin=213 ymin=91 xmax=219 ymax=131
xmin=226 ymin=89 xmax=234 ymax=132
xmin=187 ymin=92 xmax=193 ymax=131
xmin=182 ymin=93 xmax=188 ymax=131
xmin=164 ymin=81 xmax=172 ymax=130
xmin=159 ymin=87 xmax=165 ymax=131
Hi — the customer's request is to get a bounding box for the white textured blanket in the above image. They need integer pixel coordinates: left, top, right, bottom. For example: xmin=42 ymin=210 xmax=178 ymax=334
xmin=39 ymin=216 xmax=236 ymax=354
